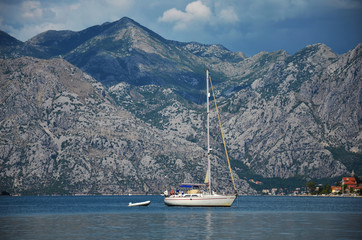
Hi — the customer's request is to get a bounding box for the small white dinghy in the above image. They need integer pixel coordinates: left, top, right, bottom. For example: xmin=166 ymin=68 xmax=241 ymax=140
xmin=128 ymin=200 xmax=151 ymax=207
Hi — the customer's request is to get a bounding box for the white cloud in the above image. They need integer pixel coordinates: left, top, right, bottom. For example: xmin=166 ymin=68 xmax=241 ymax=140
xmin=158 ymin=1 xmax=211 ymax=30
xmin=185 ymin=0 xmax=211 ymax=20
xmin=160 ymin=8 xmax=187 ymax=22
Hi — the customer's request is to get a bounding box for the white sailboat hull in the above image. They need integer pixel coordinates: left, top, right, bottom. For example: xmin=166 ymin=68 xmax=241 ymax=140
xmin=164 ymin=194 xmax=236 ymax=207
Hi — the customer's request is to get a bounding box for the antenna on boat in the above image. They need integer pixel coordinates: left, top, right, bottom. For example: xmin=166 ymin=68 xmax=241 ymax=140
xmin=206 ymin=69 xmax=212 ymax=195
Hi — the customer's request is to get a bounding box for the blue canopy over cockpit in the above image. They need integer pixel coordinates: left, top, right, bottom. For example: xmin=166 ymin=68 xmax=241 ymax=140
xmin=179 ymin=183 xmax=206 ymax=188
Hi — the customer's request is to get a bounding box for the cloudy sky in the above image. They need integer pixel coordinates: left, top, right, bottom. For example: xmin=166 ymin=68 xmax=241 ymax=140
xmin=0 ymin=0 xmax=361 ymax=56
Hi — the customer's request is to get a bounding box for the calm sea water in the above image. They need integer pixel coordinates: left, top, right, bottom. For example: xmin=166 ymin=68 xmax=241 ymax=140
xmin=0 ymin=195 xmax=361 ymax=240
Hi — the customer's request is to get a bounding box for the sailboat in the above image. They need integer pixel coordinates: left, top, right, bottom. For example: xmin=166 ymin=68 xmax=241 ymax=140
xmin=164 ymin=69 xmax=237 ymax=207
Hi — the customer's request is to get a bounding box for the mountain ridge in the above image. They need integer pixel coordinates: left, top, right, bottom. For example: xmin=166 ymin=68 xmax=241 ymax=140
xmin=0 ymin=17 xmax=361 ymax=195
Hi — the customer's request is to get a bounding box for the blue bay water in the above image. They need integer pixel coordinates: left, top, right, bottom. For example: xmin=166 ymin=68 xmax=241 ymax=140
xmin=0 ymin=195 xmax=361 ymax=240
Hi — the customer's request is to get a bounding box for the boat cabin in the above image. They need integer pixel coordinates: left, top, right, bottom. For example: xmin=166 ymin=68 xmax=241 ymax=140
xmin=180 ymin=183 xmax=205 ymax=194
xmin=168 ymin=183 xmax=206 ymax=197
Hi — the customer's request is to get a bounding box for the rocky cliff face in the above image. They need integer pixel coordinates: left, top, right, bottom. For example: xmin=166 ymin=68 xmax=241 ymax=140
xmin=205 ymin=43 xmax=361 ymax=179
xmin=0 ymin=57 xmax=252 ymax=195
xmin=0 ymin=17 xmax=361 ymax=195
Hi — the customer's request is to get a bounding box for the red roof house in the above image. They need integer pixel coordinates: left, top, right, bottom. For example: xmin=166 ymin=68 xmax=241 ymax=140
xmin=331 ymin=186 xmax=342 ymax=193
xmin=342 ymin=177 xmax=357 ymax=189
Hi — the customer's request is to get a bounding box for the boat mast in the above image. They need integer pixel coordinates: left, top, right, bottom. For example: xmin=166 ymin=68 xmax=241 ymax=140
xmin=206 ymin=69 xmax=211 ymax=194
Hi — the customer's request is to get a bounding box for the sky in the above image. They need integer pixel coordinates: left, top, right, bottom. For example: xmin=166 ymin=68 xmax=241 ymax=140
xmin=0 ymin=0 xmax=361 ymax=56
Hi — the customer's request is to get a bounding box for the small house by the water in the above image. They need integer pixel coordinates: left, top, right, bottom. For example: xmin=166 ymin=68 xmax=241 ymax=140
xmin=331 ymin=176 xmax=362 ymax=195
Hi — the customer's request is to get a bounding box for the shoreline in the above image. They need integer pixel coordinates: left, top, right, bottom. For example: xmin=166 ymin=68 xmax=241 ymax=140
xmin=3 ymin=193 xmax=362 ymax=198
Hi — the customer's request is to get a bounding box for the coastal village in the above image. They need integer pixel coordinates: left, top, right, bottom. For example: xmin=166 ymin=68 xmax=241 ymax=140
xmin=258 ymin=175 xmax=362 ymax=197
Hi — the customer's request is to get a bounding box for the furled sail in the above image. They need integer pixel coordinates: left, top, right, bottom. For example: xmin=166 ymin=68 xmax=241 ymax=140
xmin=204 ymin=169 xmax=209 ymax=184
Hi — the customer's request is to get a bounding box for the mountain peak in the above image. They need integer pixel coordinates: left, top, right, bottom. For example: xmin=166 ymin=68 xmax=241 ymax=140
xmin=106 ymin=17 xmax=140 ymax=29
xmin=118 ymin=16 xmax=138 ymax=25
xmin=302 ymin=43 xmax=336 ymax=56
xmin=305 ymin=43 xmax=335 ymax=54
xmin=89 ymin=17 xmax=166 ymax=49
xmin=292 ymin=43 xmax=338 ymax=65
xmin=27 ymin=30 xmax=75 ymax=45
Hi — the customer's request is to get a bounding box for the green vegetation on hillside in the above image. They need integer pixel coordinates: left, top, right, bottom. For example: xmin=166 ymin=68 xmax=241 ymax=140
xmin=326 ymin=147 xmax=362 ymax=176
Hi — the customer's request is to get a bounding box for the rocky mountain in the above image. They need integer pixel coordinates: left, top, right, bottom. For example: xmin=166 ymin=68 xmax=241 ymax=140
xmin=0 ymin=57 xmax=252 ymax=195
xmin=0 ymin=17 xmax=361 ymax=195
xmin=216 ymin=44 xmax=361 ymax=179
